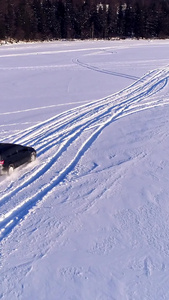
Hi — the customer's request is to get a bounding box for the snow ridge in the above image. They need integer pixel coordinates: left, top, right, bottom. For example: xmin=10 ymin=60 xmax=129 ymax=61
xmin=0 ymin=65 xmax=169 ymax=241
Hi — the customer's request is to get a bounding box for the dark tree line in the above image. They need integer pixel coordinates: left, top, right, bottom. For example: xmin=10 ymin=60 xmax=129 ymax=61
xmin=0 ymin=0 xmax=169 ymax=41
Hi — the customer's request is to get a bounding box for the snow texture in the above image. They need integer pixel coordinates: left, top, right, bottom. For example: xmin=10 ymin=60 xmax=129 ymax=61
xmin=1 ymin=39 xmax=169 ymax=300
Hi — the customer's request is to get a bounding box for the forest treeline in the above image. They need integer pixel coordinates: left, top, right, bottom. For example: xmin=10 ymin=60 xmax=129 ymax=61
xmin=0 ymin=0 xmax=169 ymax=41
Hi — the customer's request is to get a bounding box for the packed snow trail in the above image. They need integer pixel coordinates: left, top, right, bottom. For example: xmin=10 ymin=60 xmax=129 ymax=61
xmin=0 ymin=65 xmax=169 ymax=241
xmin=74 ymin=58 xmax=140 ymax=80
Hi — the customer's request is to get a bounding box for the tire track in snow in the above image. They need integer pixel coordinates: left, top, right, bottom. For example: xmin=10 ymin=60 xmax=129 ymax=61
xmin=10 ymin=69 xmax=166 ymax=150
xmin=74 ymin=58 xmax=140 ymax=81
xmin=0 ymin=66 xmax=169 ymax=241
xmin=0 ymin=101 xmax=121 ymax=207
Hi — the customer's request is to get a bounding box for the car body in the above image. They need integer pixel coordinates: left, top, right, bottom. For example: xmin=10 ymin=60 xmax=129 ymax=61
xmin=0 ymin=143 xmax=36 ymax=175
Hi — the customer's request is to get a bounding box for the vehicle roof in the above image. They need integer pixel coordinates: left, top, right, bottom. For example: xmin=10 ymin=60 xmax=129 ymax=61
xmin=0 ymin=143 xmax=24 ymax=154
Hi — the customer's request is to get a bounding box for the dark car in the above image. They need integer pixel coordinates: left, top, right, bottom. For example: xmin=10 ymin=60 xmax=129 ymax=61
xmin=0 ymin=143 xmax=36 ymax=175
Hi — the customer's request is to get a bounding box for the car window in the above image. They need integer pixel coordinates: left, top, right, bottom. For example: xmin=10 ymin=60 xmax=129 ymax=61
xmin=18 ymin=148 xmax=26 ymax=153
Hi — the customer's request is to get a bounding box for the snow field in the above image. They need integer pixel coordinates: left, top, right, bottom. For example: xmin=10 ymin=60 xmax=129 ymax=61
xmin=1 ymin=39 xmax=169 ymax=299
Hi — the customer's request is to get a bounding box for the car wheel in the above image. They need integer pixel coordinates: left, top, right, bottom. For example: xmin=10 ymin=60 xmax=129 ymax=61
xmin=8 ymin=165 xmax=14 ymax=175
xmin=30 ymin=152 xmax=36 ymax=162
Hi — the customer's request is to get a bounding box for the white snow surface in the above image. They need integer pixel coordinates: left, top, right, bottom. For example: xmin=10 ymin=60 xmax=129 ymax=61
xmin=1 ymin=39 xmax=169 ymax=299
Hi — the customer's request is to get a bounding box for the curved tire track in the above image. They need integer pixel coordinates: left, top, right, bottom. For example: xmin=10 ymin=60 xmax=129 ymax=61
xmin=0 ymin=66 xmax=169 ymax=241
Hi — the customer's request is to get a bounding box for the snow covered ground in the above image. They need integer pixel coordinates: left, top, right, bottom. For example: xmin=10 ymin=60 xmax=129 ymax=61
xmin=0 ymin=39 xmax=169 ymax=300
